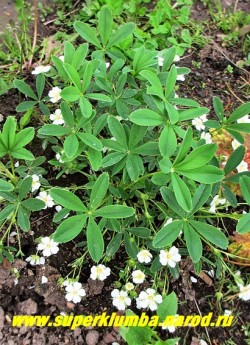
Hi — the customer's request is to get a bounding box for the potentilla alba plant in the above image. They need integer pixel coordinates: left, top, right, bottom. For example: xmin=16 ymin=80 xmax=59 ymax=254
xmin=136 ymin=288 xmax=163 ymax=311
xmin=111 ymin=289 xmax=131 ymax=310
xmin=36 ymin=191 xmax=55 ymax=209
xmin=65 ymin=282 xmax=86 ymax=304
xmin=90 ymin=264 xmax=111 ymax=281
xmin=137 ymin=249 xmax=153 ymax=264
xmin=37 ymin=237 xmax=59 ymax=257
xmin=159 ymin=246 xmax=181 ymax=268
xmin=132 ymin=270 xmax=146 ymax=284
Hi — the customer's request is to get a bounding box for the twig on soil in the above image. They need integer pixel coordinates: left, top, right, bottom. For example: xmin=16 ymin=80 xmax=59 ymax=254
xmin=194 ymin=298 xmax=212 ymax=345
xmin=233 ymin=0 xmax=239 ymax=13
xmin=43 ymin=0 xmax=81 ymax=26
xmin=225 ymin=82 xmax=245 ymax=104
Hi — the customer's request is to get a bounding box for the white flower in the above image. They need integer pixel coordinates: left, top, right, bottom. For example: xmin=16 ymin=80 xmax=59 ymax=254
xmin=162 ymin=315 xmax=179 ymax=332
xmin=65 ymin=282 xmax=86 ymax=304
xmin=26 ymin=255 xmax=45 ymax=266
xmin=36 ymin=191 xmax=54 ymax=209
xmin=32 ymin=65 xmax=51 ymax=75
xmin=50 ymin=109 xmax=65 ymax=125
xmin=111 ymin=289 xmax=131 ymax=310
xmin=164 ymin=218 xmax=173 ymax=227
xmin=137 ymin=250 xmax=153 ymax=264
xmin=209 ymin=195 xmax=226 ymax=213
xmin=31 ymin=174 xmax=41 ymax=192
xmin=224 ymin=310 xmax=232 ymax=316
xmin=41 ymin=276 xmax=48 ymax=284
xmin=190 ymin=276 xmax=198 ymax=283
xmin=200 ymin=341 xmax=209 ymax=345
xmin=90 ymin=264 xmax=111 ymax=281
xmin=157 ymin=55 xmax=164 ymax=67
xmin=125 ymin=282 xmax=134 ymax=291
xmin=14 ymin=161 xmax=19 ymax=167
xmin=192 ymin=114 xmax=208 ymax=131
xmin=55 ymin=205 xmax=69 ymax=219
xmin=236 ymin=160 xmax=248 ymax=173
xmin=106 ymin=62 xmax=110 ymax=68
xmin=159 ymin=246 xmax=181 ymax=268
xmin=174 ymin=55 xmax=180 ymax=62
xmin=238 ymin=284 xmax=250 ymax=301
xmin=206 ymin=269 xmax=215 ymax=278
xmin=132 ymin=270 xmax=145 ymax=284
xmin=55 ymin=152 xmax=64 ymax=163
xmin=37 ymin=237 xmax=59 ymax=257
xmin=237 ymin=115 xmax=250 ymax=123
xmin=201 ymin=131 xmax=212 ymax=144
xmin=231 ymin=138 xmax=241 ymax=150
xmin=136 ymin=288 xmax=162 ymax=311
xmin=48 ymin=86 xmax=62 ymax=103
xmin=59 ymin=55 xmax=65 ymax=62
xmin=176 ymin=74 xmax=185 ymax=81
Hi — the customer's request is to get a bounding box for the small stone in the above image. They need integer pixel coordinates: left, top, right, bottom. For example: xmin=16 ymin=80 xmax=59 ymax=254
xmin=0 ymin=307 xmax=4 ymax=330
xmin=103 ymin=332 xmax=117 ymax=344
xmin=86 ymin=330 xmax=100 ymax=345
xmin=16 ymin=298 xmax=37 ymax=315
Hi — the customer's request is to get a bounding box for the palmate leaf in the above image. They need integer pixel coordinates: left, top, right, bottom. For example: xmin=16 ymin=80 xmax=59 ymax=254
xmin=89 ymin=172 xmax=109 ymax=210
xmin=152 ymin=220 xmax=183 ymax=248
xmin=130 ymin=109 xmax=165 ymax=126
xmin=93 ymin=205 xmax=135 ymax=218
xmin=240 ymin=176 xmax=250 ymax=204
xmin=74 ymin=22 xmax=102 ymax=48
xmin=0 ymin=179 xmax=14 ymax=192
xmin=171 ymin=173 xmax=192 ymax=212
xmin=183 ymin=223 xmax=202 ymax=263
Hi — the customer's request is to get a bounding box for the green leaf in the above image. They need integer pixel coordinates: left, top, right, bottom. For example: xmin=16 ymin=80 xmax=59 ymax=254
xmin=165 ymin=102 xmax=179 ymax=124
xmin=179 ymin=166 xmax=224 ymax=184
xmin=0 ymin=179 xmax=14 ymax=192
xmin=77 ymin=132 xmax=102 ymax=151
xmin=159 ymin=125 xmax=177 ymax=157
xmin=93 ymin=205 xmax=135 ymax=218
xmin=174 ymin=144 xmax=217 ymax=171
xmin=183 ymin=223 xmax=202 ymax=263
xmin=123 ymin=231 xmax=138 ymax=258
xmin=228 ymin=102 xmax=250 ymax=123
xmin=239 ymin=176 xmax=250 ymax=204
xmin=18 ymin=176 xmax=32 ymax=200
xmin=38 ymin=125 xmax=70 ymax=136
xmin=236 ymin=213 xmax=250 ymax=234
xmin=172 ymin=173 xmax=192 ymax=212
xmin=79 ymin=96 xmax=93 ymax=118
xmin=22 ymin=198 xmax=45 ymax=211
xmin=213 ymin=96 xmax=224 ymax=121
xmin=14 ymin=79 xmax=37 ymax=100
xmin=36 ymin=74 xmax=45 ymax=100
xmin=222 ymin=183 xmax=238 ymax=207
xmin=140 ymin=70 xmax=164 ymax=99
xmin=82 ymin=61 xmax=93 ymax=92
xmin=87 ymin=147 xmax=102 ymax=171
xmin=61 ymin=102 xmax=74 ymax=127
xmin=157 ymin=292 xmax=178 ymax=321
xmin=191 ymin=184 xmax=211 ymax=215
xmin=0 ymin=204 xmax=16 ymax=222
xmin=126 ymin=154 xmax=141 ymax=180
xmin=53 ymin=215 xmax=87 ymax=242
xmin=130 ymin=109 xmax=165 ymax=126
xmin=128 ymin=125 xmax=147 ymax=149
xmin=106 ymin=233 xmax=122 ymax=256
xmin=190 ymin=220 xmax=228 ymax=249
xmin=63 ymin=63 xmax=82 ymax=91
xmin=153 ymin=221 xmax=183 ymax=248
xmin=224 ymin=145 xmax=245 ymax=175
xmin=1 ymin=116 xmax=16 ymax=149
xmin=90 ymin=172 xmax=109 ymax=209
xmin=108 ymin=116 xmax=127 ymax=148
xmin=50 ymin=188 xmax=86 ymax=212
xmin=165 ymin=65 xmax=177 ymax=97
xmin=11 ymin=148 xmax=34 ymax=160
xmin=227 ymin=123 xmax=250 ymax=133
xmin=174 ymin=127 xmax=193 ymax=165
xmin=98 ymin=6 xmax=113 ymax=46
xmin=16 ymin=101 xmax=37 ymax=112
xmin=126 ymin=227 xmax=151 ymax=238
xmin=87 ymin=218 xmax=104 ymax=262
xmin=179 ymin=107 xmax=209 ymax=121
xmin=160 ymin=187 xmax=186 ymax=217
xmin=107 ymin=22 xmax=135 ymax=48
xmin=61 ymin=86 xmax=81 ymax=102
xmin=133 ymin=142 xmax=159 ymax=156
xmin=64 ymin=134 xmax=79 ymax=158
xmin=102 ymin=152 xmax=126 ymax=168
xmin=74 ymin=21 xmax=102 ymax=48
xmin=12 ymin=127 xmax=35 ymax=150
xmin=85 ymin=93 xmax=112 ymax=102
xmin=17 ymin=206 xmax=30 ymax=231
